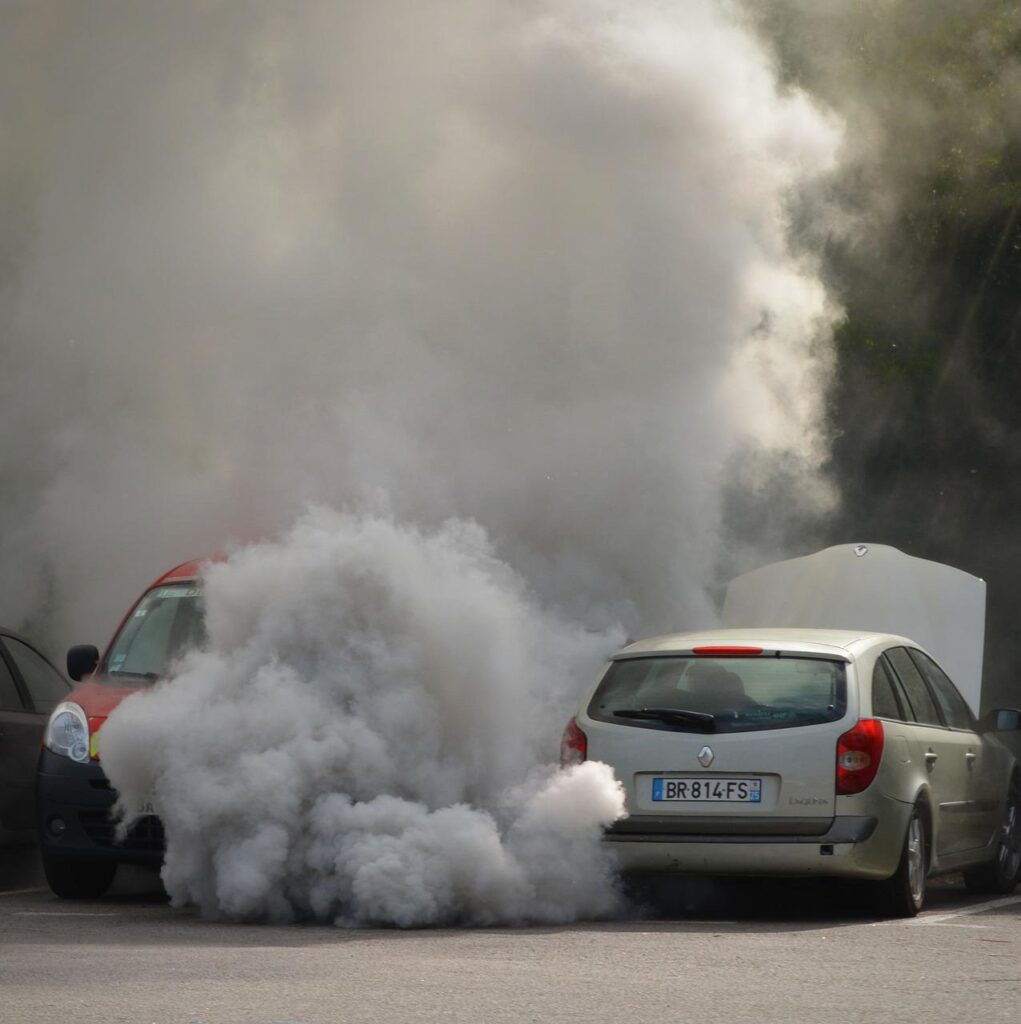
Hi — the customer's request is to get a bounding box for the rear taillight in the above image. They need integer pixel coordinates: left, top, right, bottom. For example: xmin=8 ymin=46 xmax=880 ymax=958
xmin=836 ymin=718 xmax=884 ymax=795
xmin=560 ymin=717 xmax=587 ymax=768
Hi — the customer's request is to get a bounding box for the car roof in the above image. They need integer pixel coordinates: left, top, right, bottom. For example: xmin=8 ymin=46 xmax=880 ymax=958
xmin=613 ymin=627 xmax=916 ymax=661
xmin=0 ymin=626 xmax=53 ymax=651
xmin=149 ymin=557 xmax=215 ymax=587
xmin=0 ymin=627 xmax=67 ymax=674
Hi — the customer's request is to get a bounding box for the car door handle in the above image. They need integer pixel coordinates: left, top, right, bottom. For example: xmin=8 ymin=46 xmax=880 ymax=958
xmin=965 ymin=751 xmax=977 ymax=767
xmin=925 ymin=750 xmax=938 ymax=768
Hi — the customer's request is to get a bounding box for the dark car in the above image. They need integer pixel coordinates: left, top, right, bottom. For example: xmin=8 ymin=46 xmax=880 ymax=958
xmin=37 ymin=559 xmax=205 ymax=898
xmin=0 ymin=629 xmax=72 ymax=845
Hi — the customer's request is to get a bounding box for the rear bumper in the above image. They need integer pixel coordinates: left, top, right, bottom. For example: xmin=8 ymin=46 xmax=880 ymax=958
xmin=606 ymin=815 xmax=876 ymax=842
xmin=36 ymin=749 xmax=164 ymax=866
xmin=604 ymin=809 xmax=908 ymax=880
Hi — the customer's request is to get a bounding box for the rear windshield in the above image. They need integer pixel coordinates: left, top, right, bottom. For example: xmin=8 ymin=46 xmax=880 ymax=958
xmin=103 ymin=584 xmax=205 ymax=683
xmin=588 ymin=655 xmax=847 ymax=734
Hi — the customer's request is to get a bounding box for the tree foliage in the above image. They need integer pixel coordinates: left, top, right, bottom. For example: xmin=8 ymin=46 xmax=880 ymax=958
xmin=743 ymin=0 xmax=1021 ymax=703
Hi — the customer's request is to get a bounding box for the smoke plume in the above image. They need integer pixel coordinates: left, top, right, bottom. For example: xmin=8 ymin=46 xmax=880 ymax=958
xmin=5 ymin=2 xmax=843 ymax=923
xmin=2 ymin=0 xmax=839 ymax=645
xmin=100 ymin=510 xmax=626 ymax=926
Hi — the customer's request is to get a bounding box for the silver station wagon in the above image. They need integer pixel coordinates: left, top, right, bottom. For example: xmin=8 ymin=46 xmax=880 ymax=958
xmin=563 ymin=629 xmax=1021 ymax=917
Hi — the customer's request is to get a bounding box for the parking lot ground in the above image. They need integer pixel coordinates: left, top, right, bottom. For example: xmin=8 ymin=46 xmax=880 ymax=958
xmin=2 ymin=846 xmax=1019 ymax=1024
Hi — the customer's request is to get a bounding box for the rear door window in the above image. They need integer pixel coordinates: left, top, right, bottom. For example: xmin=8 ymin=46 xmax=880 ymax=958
xmin=885 ymin=647 xmax=943 ymax=726
xmin=0 ymin=652 xmax=26 ymax=712
xmin=3 ymin=637 xmax=69 ymax=713
xmin=588 ymin=655 xmax=847 ymax=733
xmin=908 ymin=649 xmax=974 ymax=731
xmin=871 ymin=657 xmax=906 ymax=720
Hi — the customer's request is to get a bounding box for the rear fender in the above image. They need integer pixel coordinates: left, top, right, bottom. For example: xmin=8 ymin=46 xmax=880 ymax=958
xmin=876 ymin=725 xmax=930 ymax=806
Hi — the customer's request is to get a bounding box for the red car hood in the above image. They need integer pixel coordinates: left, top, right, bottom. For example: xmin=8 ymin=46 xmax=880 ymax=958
xmin=67 ymin=677 xmax=147 ymax=761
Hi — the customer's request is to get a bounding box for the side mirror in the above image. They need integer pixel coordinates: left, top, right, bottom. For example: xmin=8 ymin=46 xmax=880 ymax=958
xmin=67 ymin=644 xmax=100 ymax=682
xmin=980 ymin=708 xmax=1021 ymax=733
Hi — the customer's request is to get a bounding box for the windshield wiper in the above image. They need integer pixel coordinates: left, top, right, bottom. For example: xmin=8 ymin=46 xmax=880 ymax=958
xmin=613 ymin=707 xmax=716 ymax=732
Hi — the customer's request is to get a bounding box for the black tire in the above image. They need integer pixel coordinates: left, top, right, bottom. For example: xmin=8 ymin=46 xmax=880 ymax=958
xmin=963 ymin=772 xmax=1021 ymax=895
xmin=873 ymin=805 xmax=927 ymax=918
xmin=42 ymin=854 xmax=116 ymax=899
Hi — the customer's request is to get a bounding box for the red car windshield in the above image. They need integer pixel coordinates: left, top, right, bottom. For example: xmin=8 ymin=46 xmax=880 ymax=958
xmin=104 ymin=584 xmax=205 ymax=682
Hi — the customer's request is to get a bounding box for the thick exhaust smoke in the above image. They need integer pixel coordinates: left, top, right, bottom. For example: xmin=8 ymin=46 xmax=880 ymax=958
xmin=4 ymin=2 xmax=843 ymax=923
xmin=100 ymin=510 xmax=626 ymax=926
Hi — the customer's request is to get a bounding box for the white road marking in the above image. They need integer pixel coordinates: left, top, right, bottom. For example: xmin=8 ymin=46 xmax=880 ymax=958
xmin=912 ymin=894 xmax=1021 ymax=925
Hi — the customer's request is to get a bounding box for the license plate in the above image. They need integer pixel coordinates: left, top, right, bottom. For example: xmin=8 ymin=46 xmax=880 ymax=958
xmin=652 ymin=777 xmax=762 ymax=803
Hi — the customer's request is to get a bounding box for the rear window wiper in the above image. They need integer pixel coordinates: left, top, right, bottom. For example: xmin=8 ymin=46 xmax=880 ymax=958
xmin=108 ymin=669 xmax=160 ymax=681
xmin=613 ymin=707 xmax=716 ymax=732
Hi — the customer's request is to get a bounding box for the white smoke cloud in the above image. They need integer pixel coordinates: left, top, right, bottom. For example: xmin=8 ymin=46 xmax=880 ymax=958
xmin=1 ymin=0 xmax=839 ymax=645
xmin=4 ymin=2 xmax=844 ymax=924
xmin=99 ymin=509 xmax=626 ymax=926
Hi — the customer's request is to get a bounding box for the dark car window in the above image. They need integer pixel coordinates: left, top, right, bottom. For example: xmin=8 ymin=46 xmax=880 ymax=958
xmin=4 ymin=637 xmax=70 ymax=713
xmin=0 ymin=652 xmax=26 ymax=711
xmin=885 ymin=647 xmax=943 ymax=727
xmin=105 ymin=585 xmax=205 ymax=680
xmin=588 ymin=655 xmax=847 ymax=734
xmin=871 ymin=657 xmax=906 ymax=720
xmin=908 ymin=649 xmax=974 ymax=731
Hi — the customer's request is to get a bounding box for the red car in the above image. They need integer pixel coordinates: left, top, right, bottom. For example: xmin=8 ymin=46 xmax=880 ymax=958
xmin=37 ymin=559 xmax=205 ymax=898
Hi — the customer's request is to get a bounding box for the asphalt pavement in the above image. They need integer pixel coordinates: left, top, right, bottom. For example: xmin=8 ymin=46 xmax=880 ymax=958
xmin=2 ymin=845 xmax=1019 ymax=1024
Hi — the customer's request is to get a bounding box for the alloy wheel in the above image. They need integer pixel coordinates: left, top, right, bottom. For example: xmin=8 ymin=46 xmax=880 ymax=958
xmin=997 ymin=777 xmax=1021 ymax=881
xmin=906 ymin=814 xmax=925 ymax=908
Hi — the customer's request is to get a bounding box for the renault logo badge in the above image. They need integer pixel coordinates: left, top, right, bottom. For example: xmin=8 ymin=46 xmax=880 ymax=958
xmin=697 ymin=745 xmax=714 ymax=767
